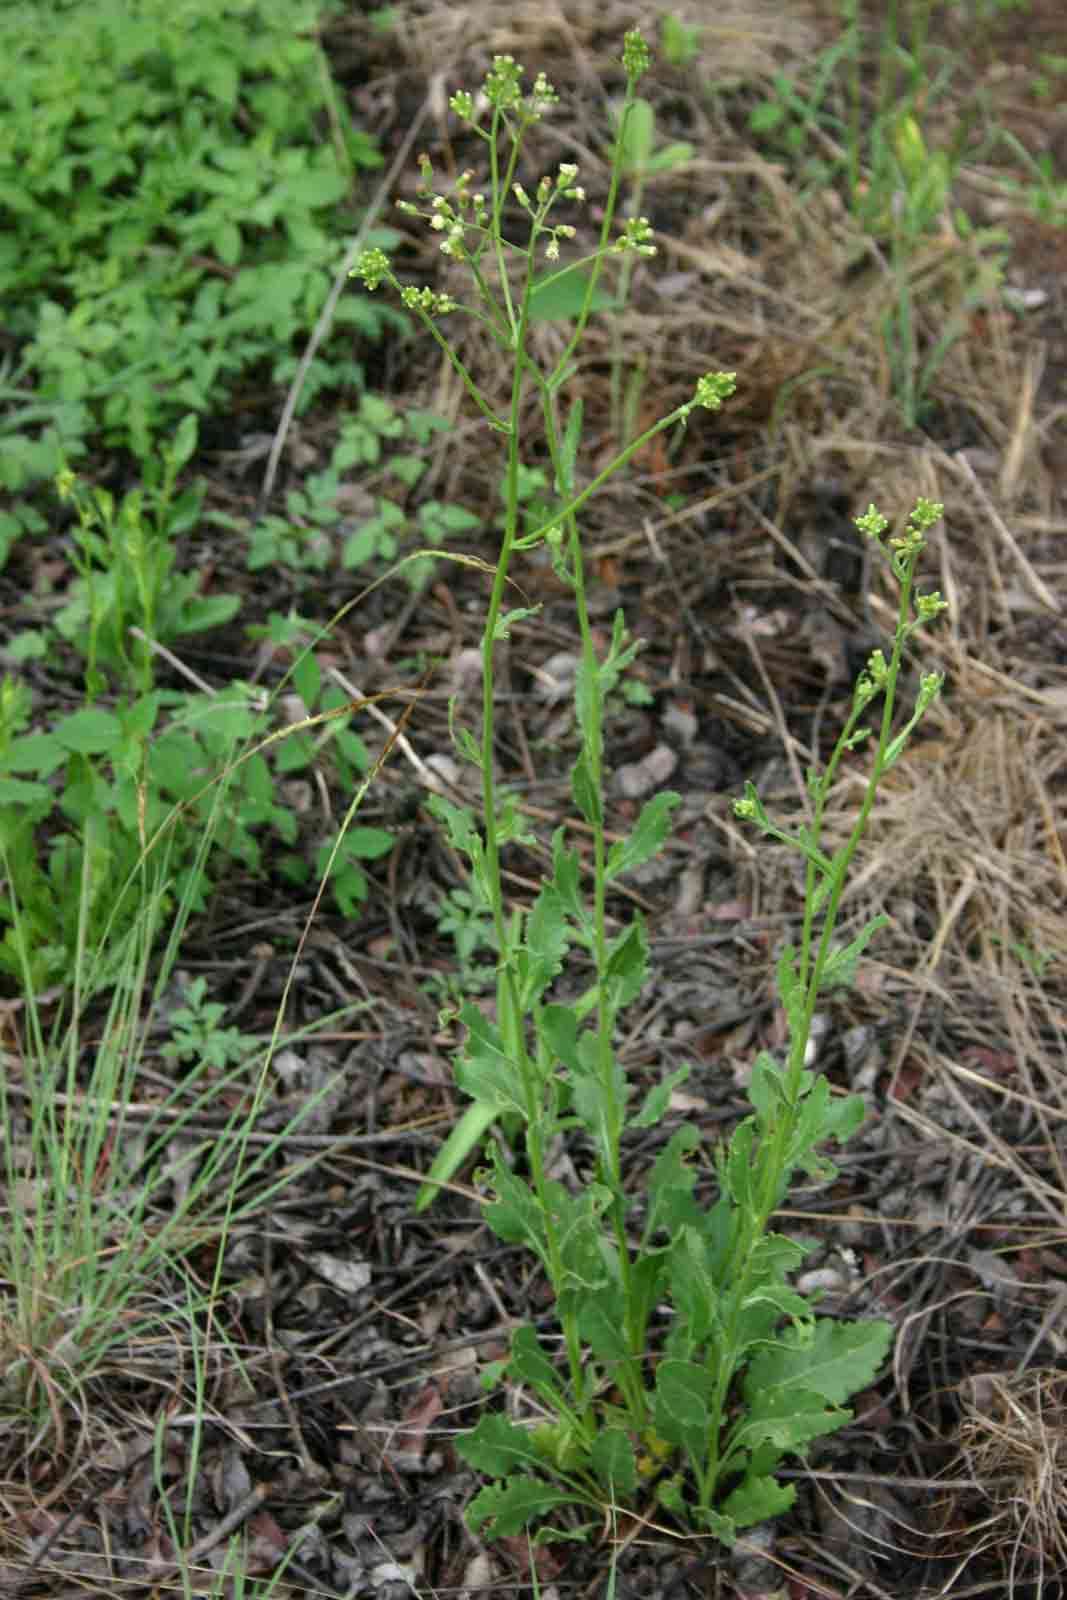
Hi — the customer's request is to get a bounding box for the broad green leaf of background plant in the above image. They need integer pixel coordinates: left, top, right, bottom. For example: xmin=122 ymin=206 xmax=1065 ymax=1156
xmin=617 ymin=98 xmax=694 ymax=177
xmin=528 ymin=266 xmax=615 ymax=323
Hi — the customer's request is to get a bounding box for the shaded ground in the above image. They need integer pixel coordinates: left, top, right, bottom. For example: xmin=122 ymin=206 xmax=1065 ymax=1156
xmin=3 ymin=1 xmax=1067 ymax=1596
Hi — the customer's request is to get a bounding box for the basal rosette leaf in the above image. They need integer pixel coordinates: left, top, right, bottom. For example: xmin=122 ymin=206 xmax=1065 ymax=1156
xmin=508 ymin=1324 xmax=567 ymax=1409
xmin=719 ymin=1472 xmax=795 ymax=1530
xmin=465 ymin=1476 xmax=586 ymax=1537
xmin=591 ymin=1428 xmax=638 ymax=1497
xmin=653 ymin=1359 xmax=715 ymax=1465
xmin=744 ymin=1317 xmax=892 ymax=1409
xmin=457 ymin=1412 xmax=545 ymax=1477
xmin=724 ymin=1383 xmax=851 ymax=1464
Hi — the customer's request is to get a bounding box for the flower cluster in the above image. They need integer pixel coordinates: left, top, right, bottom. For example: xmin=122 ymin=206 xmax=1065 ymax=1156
xmin=396 ymin=160 xmax=491 ymax=263
xmin=509 ymin=162 xmax=586 ymax=260
xmin=858 ymin=496 xmax=947 ymax=589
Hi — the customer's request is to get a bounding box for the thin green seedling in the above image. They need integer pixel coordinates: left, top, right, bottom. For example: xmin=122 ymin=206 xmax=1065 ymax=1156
xmin=349 ymin=35 xmax=947 ymax=1542
xmin=659 ymin=14 xmax=701 ymax=70
xmin=55 ymin=422 xmax=239 ymax=697
xmin=988 ymin=932 xmax=1055 ymax=981
xmin=752 ymin=1 xmax=999 ymax=426
xmin=151 ymin=1288 xmax=303 ymax=1598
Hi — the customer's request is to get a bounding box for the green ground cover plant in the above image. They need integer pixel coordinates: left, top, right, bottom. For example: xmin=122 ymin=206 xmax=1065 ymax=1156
xmin=351 ymin=30 xmax=948 ymax=1543
xmin=0 ymin=0 xmax=392 ymax=495
xmin=0 ymin=0 xmax=422 ymax=997
xmin=0 ymin=643 xmax=386 ymax=992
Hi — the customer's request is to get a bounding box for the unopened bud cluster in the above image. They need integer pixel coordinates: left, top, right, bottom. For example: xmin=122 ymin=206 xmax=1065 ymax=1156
xmin=693 ymin=372 xmax=738 ymax=410
xmin=856 ymin=497 xmax=948 ymax=614
xmin=349 ymin=242 xmax=457 ymax=318
xmin=622 ymin=28 xmax=651 ymax=82
xmin=615 ymin=215 xmax=656 ymax=256
xmin=401 ymin=285 xmax=459 ymax=315
xmin=449 ymin=56 xmax=559 ymax=128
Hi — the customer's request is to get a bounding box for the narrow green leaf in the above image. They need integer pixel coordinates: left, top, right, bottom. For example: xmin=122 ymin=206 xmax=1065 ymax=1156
xmin=414 ymin=1100 xmax=497 ymax=1212
xmin=539 ymin=1003 xmax=581 ymax=1073
xmin=646 ymin=140 xmax=695 ymax=173
xmin=653 ymin=1359 xmax=714 ymax=1461
xmin=747 ymin=1051 xmax=787 ymax=1127
xmin=170 ymin=412 xmax=198 ymax=472
xmin=724 ymin=1119 xmax=757 ymax=1208
xmin=645 ymin=1124 xmax=702 ymax=1238
xmin=603 ymin=915 xmax=648 ymax=1008
xmin=493 ymin=605 xmax=540 ymax=641
xmin=620 ymin=97 xmax=655 ymax=173
xmin=726 ymin=1384 xmax=850 ymax=1460
xmin=525 ymin=886 xmax=568 ymax=976
xmin=668 ymin=1226 xmax=720 ymax=1348
xmin=509 ymin=1324 xmax=565 ymax=1404
xmin=629 ymin=1062 xmax=690 ymax=1129
xmin=549 ymin=828 xmax=585 ymax=925
xmin=482 ymin=1160 xmax=551 ymax=1267
xmin=455 ymin=1003 xmax=527 ymax=1117
xmin=577 ymin=1287 xmax=631 ymax=1361
xmin=427 ymin=792 xmax=481 ymax=857
xmin=570 ymin=751 xmax=600 ymax=824
xmin=775 ymin=943 xmax=806 ymax=1038
xmin=819 ymin=915 xmax=889 ymax=991
xmin=559 ymin=399 xmax=583 ymax=496
xmin=292 ymin=650 xmax=320 ymax=710
xmin=122 ymin=694 xmax=161 ymax=739
xmin=180 ymin=594 xmax=240 ymax=633
xmin=605 ymin=791 xmax=680 ymax=880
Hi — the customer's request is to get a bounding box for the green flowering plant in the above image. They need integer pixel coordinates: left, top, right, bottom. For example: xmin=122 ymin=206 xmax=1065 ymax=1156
xmin=349 ymin=33 xmax=944 ymax=1545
